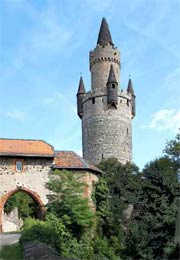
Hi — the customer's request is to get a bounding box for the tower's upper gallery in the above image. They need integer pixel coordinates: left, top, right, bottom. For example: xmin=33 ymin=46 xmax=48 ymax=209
xmin=97 ymin=17 xmax=114 ymax=46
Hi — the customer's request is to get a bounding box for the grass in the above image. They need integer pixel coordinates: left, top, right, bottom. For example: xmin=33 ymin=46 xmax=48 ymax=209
xmin=0 ymin=243 xmax=23 ymax=260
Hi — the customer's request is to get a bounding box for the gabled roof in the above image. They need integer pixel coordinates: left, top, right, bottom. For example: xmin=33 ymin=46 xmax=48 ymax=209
xmin=0 ymin=138 xmax=54 ymax=157
xmin=53 ymin=151 xmax=103 ymax=174
xmin=97 ymin=17 xmax=113 ymax=46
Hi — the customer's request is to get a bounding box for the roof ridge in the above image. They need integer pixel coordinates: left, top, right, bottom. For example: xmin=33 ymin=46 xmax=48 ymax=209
xmin=72 ymin=151 xmax=89 ymax=169
xmin=0 ymin=138 xmax=46 ymax=142
xmin=55 ymin=150 xmax=74 ymax=153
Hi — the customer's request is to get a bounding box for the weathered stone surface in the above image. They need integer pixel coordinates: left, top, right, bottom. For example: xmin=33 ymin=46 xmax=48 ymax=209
xmin=0 ymin=156 xmax=98 ymax=232
xmin=23 ymin=242 xmax=61 ymax=260
xmin=3 ymin=208 xmax=23 ymax=232
xmin=78 ymin=19 xmax=135 ymax=165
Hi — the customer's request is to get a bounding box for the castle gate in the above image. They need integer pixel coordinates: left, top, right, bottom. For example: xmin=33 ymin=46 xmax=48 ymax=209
xmin=0 ymin=139 xmax=100 ymax=233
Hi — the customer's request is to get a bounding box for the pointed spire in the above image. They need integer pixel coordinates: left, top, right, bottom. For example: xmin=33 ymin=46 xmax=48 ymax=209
xmin=107 ymin=64 xmax=118 ymax=84
xmin=97 ymin=17 xmax=113 ymax=46
xmin=127 ymin=78 xmax=135 ymax=96
xmin=77 ymin=76 xmax=86 ymax=95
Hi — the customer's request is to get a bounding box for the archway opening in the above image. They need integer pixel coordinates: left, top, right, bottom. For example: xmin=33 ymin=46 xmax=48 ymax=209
xmin=4 ymin=191 xmax=39 ymax=219
xmin=1 ymin=188 xmax=45 ymax=233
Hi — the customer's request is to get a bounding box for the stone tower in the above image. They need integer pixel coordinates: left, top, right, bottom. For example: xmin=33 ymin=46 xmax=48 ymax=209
xmin=77 ymin=17 xmax=136 ymax=165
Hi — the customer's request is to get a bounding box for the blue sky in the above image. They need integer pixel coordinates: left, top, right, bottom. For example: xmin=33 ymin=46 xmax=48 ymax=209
xmin=0 ymin=0 xmax=180 ymax=169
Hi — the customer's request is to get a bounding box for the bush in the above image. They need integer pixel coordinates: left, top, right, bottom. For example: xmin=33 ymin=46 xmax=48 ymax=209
xmin=21 ymin=214 xmax=79 ymax=257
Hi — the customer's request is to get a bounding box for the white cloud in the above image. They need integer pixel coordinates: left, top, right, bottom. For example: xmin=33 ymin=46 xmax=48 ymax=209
xmin=11 ymin=2 xmax=72 ymax=69
xmin=43 ymin=97 xmax=57 ymax=105
xmin=164 ymin=67 xmax=180 ymax=93
xmin=42 ymin=91 xmax=77 ymax=115
xmin=146 ymin=109 xmax=180 ymax=133
xmin=0 ymin=109 xmax=27 ymax=121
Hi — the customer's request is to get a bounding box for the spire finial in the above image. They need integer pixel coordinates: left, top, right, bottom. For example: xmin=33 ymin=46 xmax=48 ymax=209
xmin=127 ymin=77 xmax=134 ymax=95
xmin=97 ymin=17 xmax=113 ymax=46
xmin=77 ymin=76 xmax=86 ymax=95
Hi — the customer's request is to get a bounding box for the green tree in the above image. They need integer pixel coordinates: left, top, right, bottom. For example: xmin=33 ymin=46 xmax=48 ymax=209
xmin=4 ymin=191 xmax=37 ymax=219
xmin=47 ymin=170 xmax=95 ymax=239
xmin=126 ymin=132 xmax=180 ymax=260
xmin=95 ymin=158 xmax=141 ymax=258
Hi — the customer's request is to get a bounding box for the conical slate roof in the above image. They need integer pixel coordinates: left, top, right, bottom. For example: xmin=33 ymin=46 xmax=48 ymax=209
xmin=97 ymin=17 xmax=113 ymax=46
xmin=107 ymin=64 xmax=118 ymax=84
xmin=127 ymin=78 xmax=135 ymax=95
xmin=77 ymin=76 xmax=86 ymax=95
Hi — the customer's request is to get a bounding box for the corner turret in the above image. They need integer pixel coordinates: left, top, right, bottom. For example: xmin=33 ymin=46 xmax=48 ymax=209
xmin=127 ymin=78 xmax=136 ymax=117
xmin=77 ymin=76 xmax=86 ymax=119
xmin=106 ymin=64 xmax=118 ymax=107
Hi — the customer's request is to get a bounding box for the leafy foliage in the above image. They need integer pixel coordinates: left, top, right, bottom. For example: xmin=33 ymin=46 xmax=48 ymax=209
xmin=21 ymin=213 xmax=80 ymax=258
xmin=21 ymin=132 xmax=180 ymax=259
xmin=47 ymin=170 xmax=95 ymax=238
xmin=94 ymin=158 xmax=141 ymax=258
xmin=4 ymin=191 xmax=38 ymax=219
xmin=0 ymin=243 xmax=23 ymax=260
xmin=126 ymin=132 xmax=180 ymax=260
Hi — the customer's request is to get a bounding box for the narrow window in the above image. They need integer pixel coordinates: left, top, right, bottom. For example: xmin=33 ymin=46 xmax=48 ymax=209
xmin=127 ymin=128 xmax=129 ymax=135
xmin=102 ymin=154 xmax=104 ymax=160
xmin=16 ymin=161 xmax=23 ymax=172
xmin=112 ymin=84 xmax=115 ymax=89
xmin=92 ymin=97 xmax=95 ymax=104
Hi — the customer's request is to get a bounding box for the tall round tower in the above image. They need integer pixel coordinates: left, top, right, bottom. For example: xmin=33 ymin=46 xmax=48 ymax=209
xmin=77 ymin=18 xmax=136 ymax=165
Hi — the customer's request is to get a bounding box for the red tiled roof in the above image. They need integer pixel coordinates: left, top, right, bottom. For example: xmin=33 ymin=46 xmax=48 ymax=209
xmin=0 ymin=139 xmax=54 ymax=157
xmin=53 ymin=151 xmax=103 ymax=174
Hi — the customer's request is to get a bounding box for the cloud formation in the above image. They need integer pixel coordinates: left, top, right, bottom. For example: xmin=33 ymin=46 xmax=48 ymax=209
xmin=147 ymin=109 xmax=180 ymax=133
xmin=0 ymin=109 xmax=27 ymax=121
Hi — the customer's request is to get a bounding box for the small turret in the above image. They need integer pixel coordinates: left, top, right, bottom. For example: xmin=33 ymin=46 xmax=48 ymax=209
xmin=77 ymin=76 xmax=86 ymax=119
xmin=127 ymin=78 xmax=136 ymax=117
xmin=97 ymin=17 xmax=114 ymax=46
xmin=106 ymin=64 xmax=118 ymax=107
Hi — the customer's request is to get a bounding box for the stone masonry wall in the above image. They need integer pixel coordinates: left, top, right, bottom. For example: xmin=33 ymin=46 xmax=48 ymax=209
xmin=0 ymin=156 xmax=99 ymax=232
xmin=82 ymin=94 xmax=132 ymax=165
xmin=0 ymin=157 xmax=53 ymax=204
xmin=81 ymin=38 xmax=133 ymax=166
xmin=3 ymin=208 xmax=23 ymax=232
xmin=0 ymin=157 xmax=53 ymax=232
xmin=90 ymin=45 xmax=120 ymax=93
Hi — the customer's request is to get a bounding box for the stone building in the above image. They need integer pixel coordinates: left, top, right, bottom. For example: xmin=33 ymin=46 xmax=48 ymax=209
xmin=0 ymin=139 xmax=101 ymax=232
xmin=77 ymin=17 xmax=135 ymax=165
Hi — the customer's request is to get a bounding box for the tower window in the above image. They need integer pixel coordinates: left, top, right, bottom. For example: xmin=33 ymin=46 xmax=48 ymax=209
xmin=92 ymin=97 xmax=95 ymax=104
xmin=112 ymin=84 xmax=115 ymax=89
xmin=15 ymin=160 xmax=23 ymax=172
xmin=127 ymin=128 xmax=129 ymax=135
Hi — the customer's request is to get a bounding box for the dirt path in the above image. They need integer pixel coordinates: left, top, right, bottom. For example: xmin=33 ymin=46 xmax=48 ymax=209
xmin=0 ymin=233 xmax=21 ymax=247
